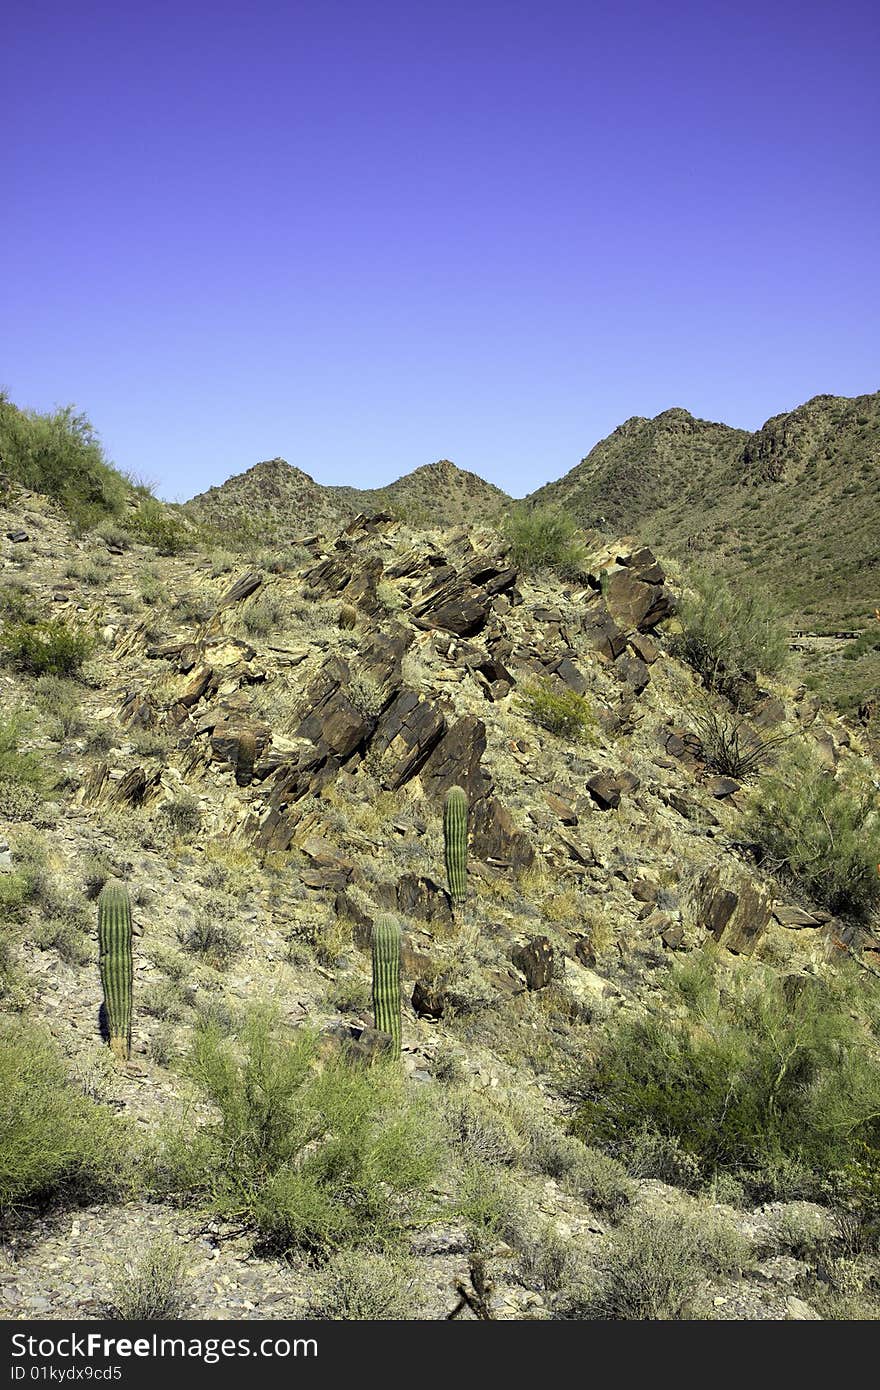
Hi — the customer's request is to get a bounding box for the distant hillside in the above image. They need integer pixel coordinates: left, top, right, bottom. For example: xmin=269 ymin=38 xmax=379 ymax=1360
xmin=530 ymin=392 xmax=880 ymax=713
xmin=185 ymin=456 xmax=510 ymax=537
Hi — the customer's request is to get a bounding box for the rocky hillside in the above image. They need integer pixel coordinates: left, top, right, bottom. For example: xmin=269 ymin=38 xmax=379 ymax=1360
xmin=1 ymin=476 xmax=879 ymax=1322
xmin=529 ymin=392 xmax=880 ymax=713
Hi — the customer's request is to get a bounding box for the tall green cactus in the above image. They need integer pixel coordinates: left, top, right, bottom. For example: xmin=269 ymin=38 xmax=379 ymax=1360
xmin=371 ymin=913 xmax=401 ymax=1059
xmin=235 ymin=729 xmax=257 ymax=787
xmin=444 ymin=784 xmax=468 ymax=905
xmin=98 ymin=880 xmax=133 ymax=1062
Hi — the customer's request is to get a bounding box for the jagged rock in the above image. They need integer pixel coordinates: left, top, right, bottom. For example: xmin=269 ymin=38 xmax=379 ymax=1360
xmin=690 ymin=865 xmax=772 ymax=954
xmin=581 ymin=599 xmax=628 ymax=661
xmin=574 ymin=937 xmax=596 ymax=967
xmin=470 ymin=795 xmax=535 ymax=868
xmin=219 ymin=571 xmax=263 ymax=607
xmin=118 ymin=692 xmax=156 ymax=729
xmin=177 ymin=664 xmax=213 ymax=708
xmin=631 ymin=878 xmax=659 ymax=903
xmin=512 ymin=937 xmax=554 ymax=990
xmin=420 ymin=715 xmax=491 ymax=804
xmin=209 ymin=719 xmax=272 ymax=773
xmin=106 ymin=767 xmax=154 ymax=807
xmin=628 ymin=632 xmax=659 ymax=664
xmin=552 ymin=656 xmax=589 ymax=696
xmin=706 ymin=775 xmax=741 ymax=798
xmin=412 ymin=579 xmax=491 ymax=637
xmin=616 ymin=653 xmax=650 ymax=693
xmin=544 ymin=792 xmax=578 ymax=825
xmin=586 ymin=770 xmax=639 ymax=809
xmin=773 ymin=905 xmax=823 ymax=928
xmin=605 ymin=566 xmax=676 ymax=633
xmin=412 ymin=978 xmax=445 ymax=1019
xmin=370 ymin=689 xmax=446 ymax=788
xmin=296 ymin=662 xmax=373 ymax=758
xmin=6 ymin=529 xmax=28 ymax=543
xmin=664 ymin=790 xmax=718 ymax=825
xmin=395 ymin=874 xmax=454 ymax=926
xmin=334 ymin=889 xmax=374 ymax=951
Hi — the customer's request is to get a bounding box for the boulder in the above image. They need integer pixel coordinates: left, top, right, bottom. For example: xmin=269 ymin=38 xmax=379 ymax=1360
xmin=512 ymin=936 xmax=554 ymax=990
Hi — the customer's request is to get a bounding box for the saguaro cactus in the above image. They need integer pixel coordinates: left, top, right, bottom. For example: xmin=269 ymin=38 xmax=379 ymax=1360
xmin=235 ymin=729 xmax=257 ymax=787
xmin=444 ymin=784 xmax=468 ymax=905
xmin=371 ymin=913 xmax=401 ymax=1059
xmin=98 ymin=880 xmax=133 ymax=1062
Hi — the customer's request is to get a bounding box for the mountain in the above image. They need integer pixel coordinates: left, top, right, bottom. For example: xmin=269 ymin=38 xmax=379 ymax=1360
xmin=529 ymin=391 xmax=880 ymax=712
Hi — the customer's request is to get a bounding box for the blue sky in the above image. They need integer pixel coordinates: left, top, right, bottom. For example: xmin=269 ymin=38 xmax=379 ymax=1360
xmin=3 ymin=0 xmax=878 ymax=500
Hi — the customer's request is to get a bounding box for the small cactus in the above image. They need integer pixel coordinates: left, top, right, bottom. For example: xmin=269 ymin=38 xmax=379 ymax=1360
xmin=235 ymin=728 xmax=257 ymax=787
xmin=371 ymin=913 xmax=401 ymax=1059
xmin=444 ymin=784 xmax=468 ymax=905
xmin=97 ymin=880 xmax=133 ymax=1062
xmin=338 ymin=603 xmax=358 ymax=630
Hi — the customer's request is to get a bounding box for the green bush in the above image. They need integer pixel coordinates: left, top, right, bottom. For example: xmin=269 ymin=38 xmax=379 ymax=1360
xmin=0 ymin=710 xmax=49 ymax=794
xmin=35 ymin=676 xmax=85 ymax=738
xmin=572 ymin=952 xmax=880 ymax=1204
xmin=1 ymin=617 xmax=94 ymax=677
xmin=0 ymin=1018 xmax=131 ymax=1211
xmin=311 ymin=1250 xmax=417 ymax=1319
xmin=746 ymin=742 xmax=880 ymax=920
xmin=129 ymin=500 xmax=189 ymax=555
xmin=672 ymin=571 xmax=789 ymax=690
xmin=502 ymin=506 xmax=587 ymax=579
xmin=155 ymin=1007 xmax=439 ymax=1257
xmin=516 ymin=677 xmax=597 ymax=744
xmin=0 ymin=392 xmax=131 ymax=530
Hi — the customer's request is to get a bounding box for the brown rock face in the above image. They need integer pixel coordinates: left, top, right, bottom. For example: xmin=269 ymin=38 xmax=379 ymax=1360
xmin=371 ymin=689 xmax=446 ymax=788
xmin=690 ymin=865 xmax=772 ymax=955
xmin=470 ymin=796 xmax=535 ymax=869
xmin=419 ymin=716 xmax=491 ymax=804
xmin=605 ymin=567 xmax=675 ymax=633
xmin=512 ymin=936 xmax=554 ymax=990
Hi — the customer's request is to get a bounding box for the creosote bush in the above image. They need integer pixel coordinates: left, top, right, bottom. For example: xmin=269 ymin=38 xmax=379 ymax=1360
xmin=154 ymin=1007 xmax=439 ymax=1258
xmin=516 ymin=677 xmax=597 ymax=744
xmin=746 ymin=741 xmax=880 ymax=920
xmin=1 ymin=617 xmax=94 ymax=678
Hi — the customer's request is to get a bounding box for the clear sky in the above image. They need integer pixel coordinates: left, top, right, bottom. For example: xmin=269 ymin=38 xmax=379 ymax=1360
xmin=3 ymin=0 xmax=878 ymax=501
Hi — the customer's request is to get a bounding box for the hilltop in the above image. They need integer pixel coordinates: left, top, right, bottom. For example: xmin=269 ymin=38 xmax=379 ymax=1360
xmin=186 ymin=456 xmax=511 ymax=538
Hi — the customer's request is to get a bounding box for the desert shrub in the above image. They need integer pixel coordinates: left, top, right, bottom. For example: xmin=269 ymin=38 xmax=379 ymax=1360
xmin=442 ymin=1089 xmax=524 ymax=1167
xmin=672 ymin=571 xmax=788 ymax=689
xmin=35 ymin=676 xmax=85 ymax=738
xmin=517 ymin=1226 xmax=580 ymax=1293
xmin=1 ymin=617 xmax=94 ymax=677
xmin=129 ymin=500 xmax=189 ymax=555
xmin=179 ymin=916 xmax=243 ymax=968
xmin=159 ymin=792 xmax=202 ymax=840
xmin=516 ymin=677 xmax=597 ymax=744
xmin=311 ymin=1250 xmax=417 ymax=1319
xmin=0 ymin=710 xmax=49 ymax=794
xmin=562 ymin=1207 xmax=747 ymax=1320
xmin=0 ymin=1018 xmax=131 ymax=1211
xmin=239 ymin=592 xmax=287 ymax=637
xmin=0 ymin=391 xmax=128 ymax=529
xmin=746 ymin=741 xmax=880 ymax=920
xmin=455 ymin=1164 xmax=528 ymax=1248
xmin=524 ymin=1127 xmax=633 ymax=1218
xmin=155 ymin=1007 xmax=439 ymax=1258
xmin=329 ymin=975 xmax=372 ymax=1016
xmin=572 ymin=952 xmax=880 ymax=1204
xmin=0 ymin=829 xmax=49 ymax=921
xmin=347 ymin=668 xmax=391 ymax=718
xmin=0 ymin=583 xmax=34 ymax=623
xmin=106 ymin=1238 xmax=190 ymax=1320
xmin=502 ymin=506 xmax=587 ymax=579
